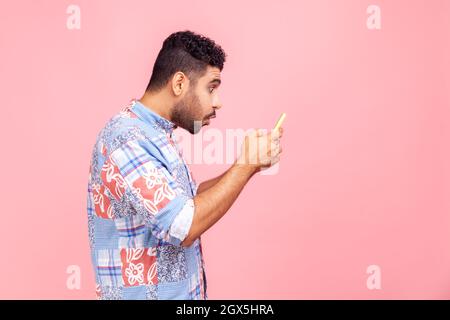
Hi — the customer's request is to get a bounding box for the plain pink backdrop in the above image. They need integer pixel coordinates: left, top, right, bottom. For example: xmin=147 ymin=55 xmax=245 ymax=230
xmin=0 ymin=0 xmax=449 ymax=299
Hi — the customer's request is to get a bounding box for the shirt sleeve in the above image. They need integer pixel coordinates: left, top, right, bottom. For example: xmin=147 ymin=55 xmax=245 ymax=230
xmin=104 ymin=138 xmax=195 ymax=246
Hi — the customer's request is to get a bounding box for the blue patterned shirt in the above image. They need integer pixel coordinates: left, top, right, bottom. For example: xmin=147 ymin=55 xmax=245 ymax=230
xmin=87 ymin=99 xmax=207 ymax=299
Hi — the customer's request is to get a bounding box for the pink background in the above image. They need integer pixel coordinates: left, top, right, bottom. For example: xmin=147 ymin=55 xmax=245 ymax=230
xmin=0 ymin=0 xmax=449 ymax=299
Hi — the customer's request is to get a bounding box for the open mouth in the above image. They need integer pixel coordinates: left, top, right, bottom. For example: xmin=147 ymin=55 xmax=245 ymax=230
xmin=204 ymin=113 xmax=216 ymax=124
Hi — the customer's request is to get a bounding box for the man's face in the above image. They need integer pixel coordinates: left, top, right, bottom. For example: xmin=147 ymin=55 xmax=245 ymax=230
xmin=172 ymin=66 xmax=222 ymax=134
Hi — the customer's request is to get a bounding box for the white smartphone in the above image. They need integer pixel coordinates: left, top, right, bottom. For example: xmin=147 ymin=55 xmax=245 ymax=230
xmin=274 ymin=113 xmax=286 ymax=130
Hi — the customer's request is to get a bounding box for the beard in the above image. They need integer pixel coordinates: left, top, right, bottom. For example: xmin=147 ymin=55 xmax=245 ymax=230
xmin=172 ymin=88 xmax=205 ymax=134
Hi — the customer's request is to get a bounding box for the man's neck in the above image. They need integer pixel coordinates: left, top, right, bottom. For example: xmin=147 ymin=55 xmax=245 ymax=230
xmin=138 ymin=90 xmax=173 ymax=122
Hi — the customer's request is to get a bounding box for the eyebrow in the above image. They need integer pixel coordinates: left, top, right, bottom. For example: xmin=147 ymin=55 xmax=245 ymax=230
xmin=209 ymin=78 xmax=221 ymax=85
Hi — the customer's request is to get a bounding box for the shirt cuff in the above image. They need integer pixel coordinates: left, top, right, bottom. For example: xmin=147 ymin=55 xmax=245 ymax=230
xmin=168 ymin=198 xmax=195 ymax=241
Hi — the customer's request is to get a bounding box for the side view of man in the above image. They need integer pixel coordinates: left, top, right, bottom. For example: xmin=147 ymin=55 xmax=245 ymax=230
xmin=87 ymin=30 xmax=283 ymax=300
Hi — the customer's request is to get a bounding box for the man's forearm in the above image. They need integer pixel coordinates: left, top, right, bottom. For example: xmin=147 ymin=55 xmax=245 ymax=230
xmin=181 ymin=163 xmax=256 ymax=246
xmin=196 ymin=172 xmax=226 ymax=194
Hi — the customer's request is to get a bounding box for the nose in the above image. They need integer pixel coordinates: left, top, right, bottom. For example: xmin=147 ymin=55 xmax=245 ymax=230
xmin=213 ymin=95 xmax=222 ymax=110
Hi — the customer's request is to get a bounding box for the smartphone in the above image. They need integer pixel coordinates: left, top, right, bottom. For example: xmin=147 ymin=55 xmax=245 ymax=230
xmin=274 ymin=113 xmax=286 ymax=130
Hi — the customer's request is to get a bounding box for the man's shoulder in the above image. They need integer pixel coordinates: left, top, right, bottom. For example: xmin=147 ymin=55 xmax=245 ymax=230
xmin=97 ymin=107 xmax=161 ymax=157
xmin=90 ymin=115 xmax=156 ymax=182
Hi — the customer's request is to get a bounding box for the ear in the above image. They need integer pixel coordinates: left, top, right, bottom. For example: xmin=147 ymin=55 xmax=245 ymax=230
xmin=171 ymin=71 xmax=187 ymax=97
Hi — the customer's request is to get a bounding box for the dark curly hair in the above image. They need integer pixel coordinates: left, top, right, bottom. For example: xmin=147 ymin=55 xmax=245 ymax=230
xmin=146 ymin=30 xmax=226 ymax=92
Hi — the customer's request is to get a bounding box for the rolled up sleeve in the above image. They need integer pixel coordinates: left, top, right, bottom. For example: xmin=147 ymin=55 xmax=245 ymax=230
xmin=106 ymin=139 xmax=195 ymax=246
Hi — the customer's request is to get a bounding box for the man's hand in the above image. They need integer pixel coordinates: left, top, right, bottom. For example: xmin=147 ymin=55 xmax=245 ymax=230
xmin=236 ymin=127 xmax=284 ymax=173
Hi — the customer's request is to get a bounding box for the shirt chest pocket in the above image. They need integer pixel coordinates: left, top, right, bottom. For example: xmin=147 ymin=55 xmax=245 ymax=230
xmin=162 ymin=134 xmax=196 ymax=197
xmin=172 ymin=162 xmax=195 ymax=197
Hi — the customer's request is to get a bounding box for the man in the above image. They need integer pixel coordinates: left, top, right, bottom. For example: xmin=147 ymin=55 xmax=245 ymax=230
xmin=87 ymin=30 xmax=283 ymax=300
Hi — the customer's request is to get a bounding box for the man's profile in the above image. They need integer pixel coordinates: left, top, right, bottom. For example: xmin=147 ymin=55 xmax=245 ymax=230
xmin=86 ymin=30 xmax=283 ymax=300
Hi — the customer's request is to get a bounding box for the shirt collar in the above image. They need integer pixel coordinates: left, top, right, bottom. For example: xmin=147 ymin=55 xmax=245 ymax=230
xmin=131 ymin=99 xmax=177 ymax=135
